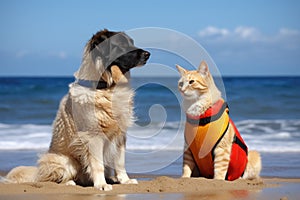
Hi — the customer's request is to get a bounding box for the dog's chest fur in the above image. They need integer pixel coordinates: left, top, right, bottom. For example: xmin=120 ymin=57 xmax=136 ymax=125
xmin=49 ymin=82 xmax=134 ymax=155
xmin=95 ymin=84 xmax=134 ymax=139
xmin=69 ymin=83 xmax=134 ymax=138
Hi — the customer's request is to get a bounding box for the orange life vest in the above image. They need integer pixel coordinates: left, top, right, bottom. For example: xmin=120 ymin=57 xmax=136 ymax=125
xmin=185 ymin=99 xmax=248 ymax=181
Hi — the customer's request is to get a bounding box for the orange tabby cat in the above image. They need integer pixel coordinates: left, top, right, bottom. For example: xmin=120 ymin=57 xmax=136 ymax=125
xmin=177 ymin=61 xmax=261 ymax=180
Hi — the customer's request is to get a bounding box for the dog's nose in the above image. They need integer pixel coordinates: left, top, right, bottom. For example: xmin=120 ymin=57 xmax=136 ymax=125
xmin=142 ymin=51 xmax=150 ymax=59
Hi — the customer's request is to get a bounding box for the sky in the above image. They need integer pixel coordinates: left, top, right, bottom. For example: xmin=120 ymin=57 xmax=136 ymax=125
xmin=0 ymin=0 xmax=300 ymax=77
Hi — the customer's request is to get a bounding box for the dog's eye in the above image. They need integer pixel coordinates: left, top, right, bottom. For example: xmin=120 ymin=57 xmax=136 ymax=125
xmin=189 ymin=80 xmax=195 ymax=84
xmin=178 ymin=82 xmax=183 ymax=87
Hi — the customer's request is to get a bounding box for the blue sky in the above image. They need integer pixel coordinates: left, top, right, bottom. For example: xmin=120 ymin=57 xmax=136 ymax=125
xmin=0 ymin=0 xmax=299 ymax=76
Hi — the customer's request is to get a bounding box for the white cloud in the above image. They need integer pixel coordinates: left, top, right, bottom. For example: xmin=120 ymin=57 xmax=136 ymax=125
xmin=279 ymin=28 xmax=300 ymax=36
xmin=198 ymin=26 xmax=263 ymax=42
xmin=196 ymin=26 xmax=300 ymax=75
xmin=198 ymin=26 xmax=229 ymax=38
xmin=198 ymin=26 xmax=300 ymax=44
xmin=234 ymin=26 xmax=261 ymax=41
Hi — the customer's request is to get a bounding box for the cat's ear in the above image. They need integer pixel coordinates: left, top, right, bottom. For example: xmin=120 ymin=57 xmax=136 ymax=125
xmin=197 ymin=61 xmax=209 ymax=76
xmin=176 ymin=64 xmax=187 ymax=76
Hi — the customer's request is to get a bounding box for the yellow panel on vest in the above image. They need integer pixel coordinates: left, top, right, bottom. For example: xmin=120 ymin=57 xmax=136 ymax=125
xmin=185 ymin=108 xmax=229 ymax=177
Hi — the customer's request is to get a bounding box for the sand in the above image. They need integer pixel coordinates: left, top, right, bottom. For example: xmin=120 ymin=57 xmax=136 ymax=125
xmin=1 ymin=176 xmax=299 ymax=200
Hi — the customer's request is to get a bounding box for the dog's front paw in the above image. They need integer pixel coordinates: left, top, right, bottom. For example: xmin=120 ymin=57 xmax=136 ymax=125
xmin=124 ymin=178 xmax=138 ymax=184
xmin=95 ymin=184 xmax=113 ymax=191
xmin=115 ymin=174 xmax=138 ymax=184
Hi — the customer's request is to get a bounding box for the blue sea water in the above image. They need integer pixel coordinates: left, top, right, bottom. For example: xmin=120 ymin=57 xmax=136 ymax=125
xmin=0 ymin=76 xmax=300 ymax=178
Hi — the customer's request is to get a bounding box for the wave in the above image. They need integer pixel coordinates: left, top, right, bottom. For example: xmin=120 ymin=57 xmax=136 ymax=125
xmin=0 ymin=119 xmax=300 ymax=152
xmin=0 ymin=123 xmax=52 ymax=150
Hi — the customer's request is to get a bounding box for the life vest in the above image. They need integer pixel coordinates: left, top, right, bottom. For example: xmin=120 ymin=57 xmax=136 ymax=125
xmin=185 ymin=99 xmax=248 ymax=181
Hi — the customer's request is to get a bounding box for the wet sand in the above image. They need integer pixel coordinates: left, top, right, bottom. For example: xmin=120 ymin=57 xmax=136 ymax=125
xmin=1 ymin=176 xmax=299 ymax=200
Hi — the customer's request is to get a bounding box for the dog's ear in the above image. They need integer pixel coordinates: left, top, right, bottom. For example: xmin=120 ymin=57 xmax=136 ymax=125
xmin=89 ymin=31 xmax=113 ymax=66
xmin=90 ymin=41 xmax=110 ymax=65
xmin=176 ymin=64 xmax=187 ymax=76
xmin=197 ymin=60 xmax=209 ymax=76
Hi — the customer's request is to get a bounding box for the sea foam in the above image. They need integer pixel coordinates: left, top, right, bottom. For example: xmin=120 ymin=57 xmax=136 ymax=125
xmin=0 ymin=119 xmax=300 ymax=152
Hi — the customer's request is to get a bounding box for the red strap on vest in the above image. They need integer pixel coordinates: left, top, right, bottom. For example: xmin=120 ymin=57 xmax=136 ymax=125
xmin=186 ymin=100 xmax=228 ymax=126
xmin=199 ymin=100 xmax=225 ymax=119
xmin=226 ymin=119 xmax=248 ymax=181
xmin=187 ymin=99 xmax=225 ymax=120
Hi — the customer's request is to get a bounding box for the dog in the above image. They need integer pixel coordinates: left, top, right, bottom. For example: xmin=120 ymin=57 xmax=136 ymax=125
xmin=5 ymin=29 xmax=150 ymax=191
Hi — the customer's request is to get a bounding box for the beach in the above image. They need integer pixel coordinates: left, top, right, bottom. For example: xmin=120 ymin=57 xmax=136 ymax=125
xmin=1 ymin=175 xmax=300 ymax=200
xmin=1 ymin=150 xmax=300 ymax=200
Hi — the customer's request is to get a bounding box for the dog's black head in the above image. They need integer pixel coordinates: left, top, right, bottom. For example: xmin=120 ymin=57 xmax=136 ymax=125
xmin=88 ymin=29 xmax=150 ymax=74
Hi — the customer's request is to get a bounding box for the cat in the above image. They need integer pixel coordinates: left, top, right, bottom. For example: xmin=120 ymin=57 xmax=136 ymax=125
xmin=176 ymin=60 xmax=261 ymax=180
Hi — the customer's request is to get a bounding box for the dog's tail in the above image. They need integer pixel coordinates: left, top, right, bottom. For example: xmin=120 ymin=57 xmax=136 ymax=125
xmin=36 ymin=153 xmax=79 ymax=184
xmin=2 ymin=166 xmax=37 ymax=183
xmin=0 ymin=175 xmax=8 ymax=183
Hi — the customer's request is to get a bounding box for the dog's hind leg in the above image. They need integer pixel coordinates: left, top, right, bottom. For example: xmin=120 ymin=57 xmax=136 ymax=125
xmin=36 ymin=153 xmax=78 ymax=184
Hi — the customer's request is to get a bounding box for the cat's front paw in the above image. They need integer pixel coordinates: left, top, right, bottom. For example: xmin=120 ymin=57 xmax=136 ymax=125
xmin=181 ymin=175 xmax=191 ymax=178
xmin=213 ymin=175 xmax=226 ymax=180
xmin=181 ymin=165 xmax=193 ymax=178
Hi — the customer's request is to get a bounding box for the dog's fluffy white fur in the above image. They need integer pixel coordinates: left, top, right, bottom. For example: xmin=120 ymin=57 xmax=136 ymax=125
xmin=5 ymin=35 xmax=140 ymax=191
xmin=37 ymin=61 xmax=136 ymax=190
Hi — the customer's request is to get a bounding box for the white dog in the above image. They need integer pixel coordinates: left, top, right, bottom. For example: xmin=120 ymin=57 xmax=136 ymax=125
xmin=5 ymin=29 xmax=150 ymax=191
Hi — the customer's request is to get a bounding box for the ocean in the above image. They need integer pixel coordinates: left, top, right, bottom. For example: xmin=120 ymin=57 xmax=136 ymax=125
xmin=0 ymin=76 xmax=300 ymax=178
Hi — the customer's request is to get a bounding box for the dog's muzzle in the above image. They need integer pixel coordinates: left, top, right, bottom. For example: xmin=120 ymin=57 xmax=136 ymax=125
xmin=138 ymin=50 xmax=150 ymax=65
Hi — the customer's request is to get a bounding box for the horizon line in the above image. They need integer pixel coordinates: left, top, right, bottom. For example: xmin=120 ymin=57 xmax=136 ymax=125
xmin=1 ymin=75 xmax=300 ymax=78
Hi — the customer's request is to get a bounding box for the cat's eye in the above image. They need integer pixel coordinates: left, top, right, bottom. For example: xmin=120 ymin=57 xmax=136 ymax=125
xmin=178 ymin=82 xmax=183 ymax=87
xmin=189 ymin=80 xmax=195 ymax=84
